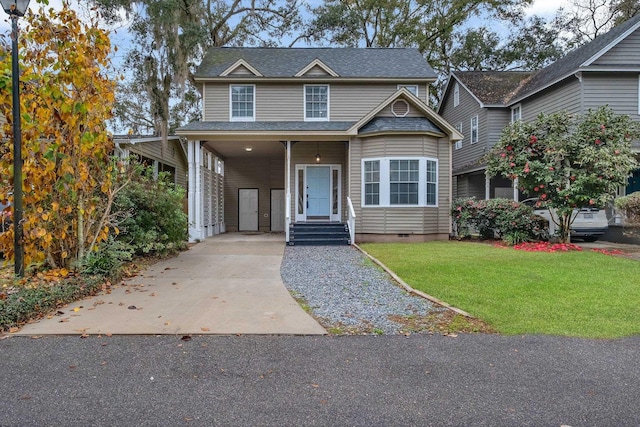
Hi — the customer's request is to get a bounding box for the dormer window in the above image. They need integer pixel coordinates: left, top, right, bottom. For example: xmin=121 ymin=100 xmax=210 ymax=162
xmin=230 ymin=85 xmax=255 ymax=121
xmin=305 ymin=85 xmax=329 ymax=121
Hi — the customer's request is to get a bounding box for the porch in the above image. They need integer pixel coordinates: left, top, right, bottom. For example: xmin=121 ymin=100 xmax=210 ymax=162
xmin=184 ymin=138 xmax=355 ymax=245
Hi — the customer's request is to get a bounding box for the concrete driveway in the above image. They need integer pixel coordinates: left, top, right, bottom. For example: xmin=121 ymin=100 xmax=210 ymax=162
xmin=16 ymin=233 xmax=326 ymax=336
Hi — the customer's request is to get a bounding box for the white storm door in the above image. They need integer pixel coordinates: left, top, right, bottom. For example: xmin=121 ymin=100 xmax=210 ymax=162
xmin=307 ymin=166 xmax=331 ymax=217
xmin=239 ymin=189 xmax=258 ymax=231
xmin=271 ymin=189 xmax=285 ymax=231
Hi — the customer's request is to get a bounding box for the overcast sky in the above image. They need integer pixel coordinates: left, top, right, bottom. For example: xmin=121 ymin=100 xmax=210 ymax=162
xmin=1 ymin=0 xmax=567 ymax=66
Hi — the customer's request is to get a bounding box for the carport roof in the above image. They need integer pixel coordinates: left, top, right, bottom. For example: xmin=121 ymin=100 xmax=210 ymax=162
xmin=177 ymin=121 xmax=356 ymax=133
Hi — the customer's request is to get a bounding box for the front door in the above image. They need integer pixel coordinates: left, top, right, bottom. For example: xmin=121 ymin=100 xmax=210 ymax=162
xmin=295 ymin=165 xmax=341 ymax=222
xmin=239 ymin=188 xmax=258 ymax=231
xmin=306 ymin=166 xmax=331 ymax=218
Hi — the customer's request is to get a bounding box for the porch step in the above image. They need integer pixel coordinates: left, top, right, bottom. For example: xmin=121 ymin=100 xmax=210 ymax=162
xmin=289 ymin=223 xmax=351 ymax=246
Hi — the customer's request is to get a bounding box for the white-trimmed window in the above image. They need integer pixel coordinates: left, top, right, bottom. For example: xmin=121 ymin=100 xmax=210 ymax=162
xmin=364 ymin=160 xmax=380 ymax=206
xmin=470 ymin=115 xmax=478 ymax=144
xmin=398 ymin=85 xmax=419 ymax=96
xmin=454 ymin=122 xmax=463 ymax=150
xmin=453 ymin=82 xmax=460 ymax=107
xmin=304 ymin=85 xmax=329 ymax=121
xmin=361 ymin=157 xmax=438 ymax=207
xmin=230 ymin=85 xmax=255 ymax=121
xmin=511 ymin=104 xmax=522 ymax=122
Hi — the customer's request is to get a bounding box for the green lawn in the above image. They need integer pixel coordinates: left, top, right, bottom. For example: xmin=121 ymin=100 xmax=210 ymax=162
xmin=359 ymin=241 xmax=640 ymax=338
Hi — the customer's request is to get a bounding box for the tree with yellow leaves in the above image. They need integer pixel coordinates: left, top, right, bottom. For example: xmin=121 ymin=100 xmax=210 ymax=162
xmin=0 ymin=1 xmax=118 ymax=271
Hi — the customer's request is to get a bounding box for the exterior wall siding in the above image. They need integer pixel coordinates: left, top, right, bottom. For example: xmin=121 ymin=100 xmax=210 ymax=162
xmin=582 ymin=72 xmax=640 ymax=119
xmin=202 ymin=82 xmax=427 ymax=122
xmin=519 ymin=78 xmax=581 ymax=120
xmin=592 ymin=30 xmax=640 ymax=65
xmin=439 ymin=81 xmax=487 ymax=173
xmin=349 ymin=134 xmax=450 ymax=239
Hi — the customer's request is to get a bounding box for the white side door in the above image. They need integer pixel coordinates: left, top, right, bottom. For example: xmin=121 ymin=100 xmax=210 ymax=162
xmin=239 ymin=189 xmax=258 ymax=231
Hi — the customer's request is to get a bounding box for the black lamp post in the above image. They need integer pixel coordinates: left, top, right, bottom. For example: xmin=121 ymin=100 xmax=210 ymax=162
xmin=1 ymin=0 xmax=30 ymax=277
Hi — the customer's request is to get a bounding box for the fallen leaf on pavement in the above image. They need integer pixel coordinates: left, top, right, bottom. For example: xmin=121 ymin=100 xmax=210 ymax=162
xmin=128 ymin=305 xmax=137 ymax=310
xmin=73 ymin=307 xmax=80 ymax=312
xmin=181 ymin=335 xmax=192 ymax=342
xmin=200 ymin=327 xmax=210 ymax=332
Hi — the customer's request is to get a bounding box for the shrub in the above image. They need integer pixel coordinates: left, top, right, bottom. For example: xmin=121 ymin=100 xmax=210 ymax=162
xmin=81 ymin=236 xmax=133 ymax=278
xmin=451 ymin=197 xmax=548 ymax=244
xmin=0 ymin=275 xmax=104 ymax=331
xmin=615 ymin=192 xmax=640 ymax=225
xmin=113 ymin=167 xmax=188 ymax=256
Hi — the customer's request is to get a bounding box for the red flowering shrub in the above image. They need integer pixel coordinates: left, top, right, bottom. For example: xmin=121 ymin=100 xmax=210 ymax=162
xmin=451 ymin=197 xmax=548 ymax=244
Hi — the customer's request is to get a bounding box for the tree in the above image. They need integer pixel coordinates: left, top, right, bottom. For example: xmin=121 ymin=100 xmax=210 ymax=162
xmin=86 ymin=0 xmax=301 ymax=140
xmin=0 ymin=1 xmax=119 ymax=271
xmin=304 ymin=0 xmax=531 ymax=73
xmin=484 ymin=107 xmax=639 ymax=242
xmin=449 ymin=16 xmax=567 ymax=72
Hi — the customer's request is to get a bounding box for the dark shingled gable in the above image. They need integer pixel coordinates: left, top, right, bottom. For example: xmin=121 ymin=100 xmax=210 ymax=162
xmin=454 ymin=71 xmax=533 ymax=105
xmin=358 ymin=117 xmax=444 ymax=135
xmin=195 ymin=47 xmax=437 ymax=79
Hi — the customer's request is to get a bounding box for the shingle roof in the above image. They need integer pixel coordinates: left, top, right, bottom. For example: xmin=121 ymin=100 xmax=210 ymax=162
xmin=177 ymin=121 xmax=356 ymax=133
xmin=453 ymin=71 xmax=533 ymax=105
xmin=195 ymin=47 xmax=437 ymax=79
xmin=513 ymin=13 xmax=640 ymax=101
xmin=358 ymin=117 xmax=443 ymax=135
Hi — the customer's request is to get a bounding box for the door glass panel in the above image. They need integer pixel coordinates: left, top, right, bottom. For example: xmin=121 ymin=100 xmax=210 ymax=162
xmin=333 ymin=169 xmax=338 ymax=215
xmin=297 ymin=169 xmax=304 ymax=215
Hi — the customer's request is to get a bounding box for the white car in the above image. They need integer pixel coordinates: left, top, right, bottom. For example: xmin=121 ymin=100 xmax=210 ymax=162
xmin=521 ymin=198 xmax=608 ymax=242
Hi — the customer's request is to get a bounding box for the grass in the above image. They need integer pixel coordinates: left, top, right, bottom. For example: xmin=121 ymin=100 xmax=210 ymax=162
xmin=359 ymin=241 xmax=640 ymax=339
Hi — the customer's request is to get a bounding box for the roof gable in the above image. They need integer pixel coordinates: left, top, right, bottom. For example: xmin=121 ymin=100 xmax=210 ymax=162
xmin=350 ymin=88 xmax=462 ymax=140
xmin=219 ymin=59 xmax=264 ymax=77
xmin=294 ymin=59 xmax=339 ymax=77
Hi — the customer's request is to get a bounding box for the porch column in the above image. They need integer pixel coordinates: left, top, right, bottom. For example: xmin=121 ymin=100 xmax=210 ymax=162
xmin=207 ymin=152 xmax=214 ymax=237
xmin=194 ymin=143 xmax=203 ymax=239
xmin=485 ymin=172 xmax=490 ymax=199
xmin=285 ymin=140 xmax=291 ymax=243
xmin=513 ymin=177 xmax=519 ymax=201
xmin=187 ymin=140 xmax=198 ymax=242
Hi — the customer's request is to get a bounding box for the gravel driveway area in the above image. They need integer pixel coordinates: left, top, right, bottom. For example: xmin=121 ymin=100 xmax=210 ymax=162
xmin=280 ymin=245 xmax=447 ymax=334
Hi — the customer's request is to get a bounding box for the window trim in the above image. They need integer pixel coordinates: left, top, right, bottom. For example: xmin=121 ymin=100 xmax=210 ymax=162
xmin=511 ymin=104 xmax=522 ymax=123
xmin=304 ymin=84 xmax=330 ymax=121
xmin=361 ymin=157 xmax=439 ymax=208
xmin=454 ymin=122 xmax=463 ymax=150
xmin=397 ymin=84 xmax=419 ymax=96
xmin=229 ymin=84 xmax=255 ymax=122
xmin=470 ymin=115 xmax=478 ymax=144
xmin=453 ymin=82 xmax=460 ymax=107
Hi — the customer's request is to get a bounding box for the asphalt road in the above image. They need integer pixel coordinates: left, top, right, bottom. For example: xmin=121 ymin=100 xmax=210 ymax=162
xmin=1 ymin=334 xmax=639 ymax=426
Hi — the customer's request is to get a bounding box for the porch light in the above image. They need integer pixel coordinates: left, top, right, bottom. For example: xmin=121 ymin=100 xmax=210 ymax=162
xmin=244 ymin=147 xmax=253 ymax=152
xmin=1 ymin=0 xmax=30 ymax=277
xmin=315 ymin=142 xmax=321 ymax=163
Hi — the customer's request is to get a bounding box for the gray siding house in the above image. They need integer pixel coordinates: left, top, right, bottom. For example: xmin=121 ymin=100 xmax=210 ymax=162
xmin=439 ymin=14 xmax=640 ymax=200
xmin=176 ymin=47 xmax=462 ymax=243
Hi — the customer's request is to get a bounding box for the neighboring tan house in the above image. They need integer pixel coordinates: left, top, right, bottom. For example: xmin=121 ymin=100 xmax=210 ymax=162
xmin=113 ymin=135 xmax=189 ymax=190
xmin=176 ymin=47 xmax=462 ymax=244
xmin=439 ymin=13 xmax=640 ymax=201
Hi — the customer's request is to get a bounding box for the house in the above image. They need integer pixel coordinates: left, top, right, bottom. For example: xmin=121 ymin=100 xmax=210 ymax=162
xmin=439 ymin=14 xmax=640 ymax=201
xmin=176 ymin=47 xmax=462 ymax=244
xmin=112 ymin=135 xmax=189 ymax=191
